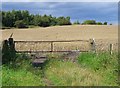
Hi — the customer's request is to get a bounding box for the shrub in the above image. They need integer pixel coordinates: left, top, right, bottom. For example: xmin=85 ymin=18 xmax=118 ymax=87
xmin=97 ymin=22 xmax=102 ymax=25
xmin=15 ymin=20 xmax=28 ymax=28
xmin=73 ymin=20 xmax=80 ymax=25
xmin=2 ymin=38 xmax=16 ymax=64
xmin=2 ymin=40 xmax=10 ymax=64
xmin=103 ymin=22 xmax=107 ymax=25
xmin=83 ymin=20 xmax=96 ymax=25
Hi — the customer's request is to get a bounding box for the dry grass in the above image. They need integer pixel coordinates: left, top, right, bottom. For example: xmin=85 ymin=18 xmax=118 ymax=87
xmin=45 ymin=60 xmax=103 ymax=86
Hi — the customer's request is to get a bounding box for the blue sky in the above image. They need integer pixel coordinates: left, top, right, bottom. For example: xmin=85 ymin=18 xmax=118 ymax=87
xmin=2 ymin=2 xmax=118 ymax=24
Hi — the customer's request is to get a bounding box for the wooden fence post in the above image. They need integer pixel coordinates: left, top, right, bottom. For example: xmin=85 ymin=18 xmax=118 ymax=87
xmin=89 ymin=38 xmax=96 ymax=53
xmin=109 ymin=44 xmax=113 ymax=55
xmin=51 ymin=42 xmax=53 ymax=52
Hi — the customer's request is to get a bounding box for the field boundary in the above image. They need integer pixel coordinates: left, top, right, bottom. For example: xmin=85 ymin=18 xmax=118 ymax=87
xmin=14 ymin=39 xmax=92 ymax=53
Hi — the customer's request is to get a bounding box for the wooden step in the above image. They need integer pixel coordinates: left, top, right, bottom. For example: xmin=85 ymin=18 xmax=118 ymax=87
xmin=32 ymin=57 xmax=47 ymax=67
xmin=33 ymin=59 xmax=47 ymax=63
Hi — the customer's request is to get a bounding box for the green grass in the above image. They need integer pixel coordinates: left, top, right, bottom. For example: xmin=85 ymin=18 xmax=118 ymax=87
xmin=2 ymin=52 xmax=118 ymax=86
xmin=0 ymin=66 xmax=2 ymax=87
xmin=2 ymin=54 xmax=45 ymax=86
xmin=77 ymin=52 xmax=118 ymax=86
xmin=43 ymin=52 xmax=118 ymax=86
xmin=44 ymin=59 xmax=103 ymax=86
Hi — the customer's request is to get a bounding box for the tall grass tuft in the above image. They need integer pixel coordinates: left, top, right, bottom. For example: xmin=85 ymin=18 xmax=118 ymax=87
xmin=44 ymin=60 xmax=108 ymax=85
xmin=77 ymin=52 xmax=118 ymax=86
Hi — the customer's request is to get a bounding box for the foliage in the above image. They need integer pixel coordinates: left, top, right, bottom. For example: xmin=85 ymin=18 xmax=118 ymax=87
xmin=56 ymin=16 xmax=71 ymax=26
xmin=2 ymin=40 xmax=10 ymax=64
xmin=73 ymin=20 xmax=80 ymax=25
xmin=83 ymin=20 xmax=96 ymax=25
xmin=78 ymin=52 xmax=118 ymax=70
xmin=77 ymin=52 xmax=118 ymax=85
xmin=2 ymin=38 xmax=16 ymax=64
xmin=2 ymin=54 xmax=45 ymax=86
xmin=43 ymin=52 xmax=118 ymax=86
xmin=1 ymin=10 xmax=109 ymax=28
xmin=1 ymin=10 xmax=71 ymax=28
xmin=97 ymin=22 xmax=102 ymax=25
xmin=2 ymin=52 xmax=117 ymax=86
xmin=14 ymin=20 xmax=28 ymax=28
xmin=104 ymin=22 xmax=107 ymax=25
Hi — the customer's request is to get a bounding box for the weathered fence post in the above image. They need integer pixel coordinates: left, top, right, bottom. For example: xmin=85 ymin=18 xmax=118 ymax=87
xmin=109 ymin=44 xmax=113 ymax=55
xmin=89 ymin=38 xmax=96 ymax=53
xmin=51 ymin=41 xmax=53 ymax=52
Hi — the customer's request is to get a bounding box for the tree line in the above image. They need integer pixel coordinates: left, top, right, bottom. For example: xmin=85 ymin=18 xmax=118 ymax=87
xmin=1 ymin=10 xmax=71 ymax=28
xmin=73 ymin=20 xmax=109 ymax=25
xmin=1 ymin=10 xmax=110 ymax=29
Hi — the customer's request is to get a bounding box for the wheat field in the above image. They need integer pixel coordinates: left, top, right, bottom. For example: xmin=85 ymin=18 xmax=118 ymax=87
xmin=1 ymin=25 xmax=118 ymax=51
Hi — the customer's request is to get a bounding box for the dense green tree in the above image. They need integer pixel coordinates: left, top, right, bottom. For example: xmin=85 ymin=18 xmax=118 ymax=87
xmin=33 ymin=14 xmax=42 ymax=26
xmin=2 ymin=10 xmax=108 ymax=28
xmin=48 ymin=15 xmax=57 ymax=26
xmin=104 ymin=22 xmax=107 ymax=25
xmin=3 ymin=11 xmax=15 ymax=27
xmin=14 ymin=20 xmax=27 ymax=28
xmin=56 ymin=16 xmax=71 ymax=25
xmin=73 ymin=20 xmax=80 ymax=25
xmin=21 ymin=10 xmax=30 ymax=25
xmin=97 ymin=22 xmax=102 ymax=25
xmin=40 ymin=14 xmax=50 ymax=27
xmin=83 ymin=20 xmax=96 ymax=25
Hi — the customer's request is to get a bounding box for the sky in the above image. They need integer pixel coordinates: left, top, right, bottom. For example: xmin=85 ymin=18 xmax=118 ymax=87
xmin=2 ymin=2 xmax=118 ymax=24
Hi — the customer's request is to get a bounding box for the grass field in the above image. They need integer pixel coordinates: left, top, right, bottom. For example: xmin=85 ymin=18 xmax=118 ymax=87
xmin=2 ymin=52 xmax=118 ymax=86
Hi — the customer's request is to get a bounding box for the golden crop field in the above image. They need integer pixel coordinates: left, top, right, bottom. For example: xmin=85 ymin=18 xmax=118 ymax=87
xmin=1 ymin=25 xmax=118 ymax=51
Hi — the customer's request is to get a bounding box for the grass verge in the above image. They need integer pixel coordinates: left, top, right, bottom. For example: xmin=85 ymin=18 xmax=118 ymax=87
xmin=43 ymin=52 xmax=118 ymax=86
xmin=2 ymin=54 xmax=45 ymax=86
xmin=2 ymin=52 xmax=118 ymax=86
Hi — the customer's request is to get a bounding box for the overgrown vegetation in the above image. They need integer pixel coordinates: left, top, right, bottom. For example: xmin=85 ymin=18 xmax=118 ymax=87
xmin=2 ymin=52 xmax=118 ymax=86
xmin=14 ymin=20 xmax=28 ymax=28
xmin=2 ymin=54 xmax=45 ymax=86
xmin=77 ymin=52 xmax=118 ymax=85
xmin=2 ymin=38 xmax=16 ymax=64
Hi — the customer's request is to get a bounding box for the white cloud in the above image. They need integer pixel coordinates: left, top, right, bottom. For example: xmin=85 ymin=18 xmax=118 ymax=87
xmin=2 ymin=0 xmax=119 ymax=2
